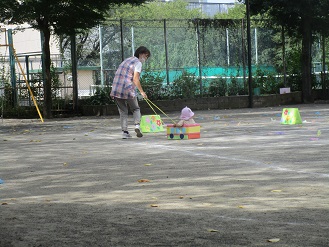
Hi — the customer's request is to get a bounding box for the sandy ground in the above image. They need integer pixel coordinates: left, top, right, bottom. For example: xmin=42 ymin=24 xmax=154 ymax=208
xmin=0 ymin=104 xmax=329 ymax=247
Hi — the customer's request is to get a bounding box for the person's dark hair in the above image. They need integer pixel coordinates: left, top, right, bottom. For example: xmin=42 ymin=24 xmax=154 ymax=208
xmin=134 ymin=46 xmax=151 ymax=58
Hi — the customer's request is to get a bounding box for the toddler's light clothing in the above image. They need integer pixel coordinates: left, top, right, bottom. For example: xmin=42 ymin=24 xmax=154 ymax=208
xmin=175 ymin=118 xmax=196 ymax=127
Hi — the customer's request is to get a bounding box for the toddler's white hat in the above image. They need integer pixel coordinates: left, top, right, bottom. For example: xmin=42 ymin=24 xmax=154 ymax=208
xmin=180 ymin=106 xmax=194 ymax=120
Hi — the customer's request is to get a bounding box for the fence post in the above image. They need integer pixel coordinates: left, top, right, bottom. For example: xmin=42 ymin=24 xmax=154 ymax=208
xmin=120 ymin=19 xmax=124 ymax=62
xmin=25 ymin=55 xmax=31 ymax=105
xmin=99 ymin=25 xmax=104 ymax=86
xmin=196 ymin=19 xmax=203 ymax=96
xmin=246 ymin=0 xmax=253 ymax=107
xmin=7 ymin=29 xmax=17 ymax=107
xmin=164 ymin=19 xmax=170 ymax=85
xmin=241 ymin=19 xmax=247 ymax=91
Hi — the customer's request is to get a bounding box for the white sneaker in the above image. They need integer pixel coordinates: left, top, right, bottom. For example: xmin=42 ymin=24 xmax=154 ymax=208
xmin=134 ymin=125 xmax=143 ymax=138
xmin=122 ymin=132 xmax=132 ymax=139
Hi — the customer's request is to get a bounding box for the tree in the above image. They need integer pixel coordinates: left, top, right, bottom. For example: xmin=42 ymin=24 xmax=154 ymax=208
xmin=111 ymin=0 xmax=203 ymax=69
xmin=58 ymin=0 xmax=204 ymax=80
xmin=0 ymin=0 xmax=147 ymax=118
xmin=112 ymin=0 xmax=203 ymax=19
xmin=214 ymin=3 xmax=246 ymax=19
xmin=246 ymin=0 xmax=329 ymax=103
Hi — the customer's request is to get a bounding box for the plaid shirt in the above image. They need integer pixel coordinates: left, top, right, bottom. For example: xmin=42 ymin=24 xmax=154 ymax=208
xmin=110 ymin=57 xmax=141 ymax=99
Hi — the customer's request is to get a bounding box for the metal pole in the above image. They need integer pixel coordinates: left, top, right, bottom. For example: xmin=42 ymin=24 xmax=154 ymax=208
xmin=12 ymin=47 xmax=44 ymax=122
xmin=164 ymin=19 xmax=170 ymax=85
xmin=99 ymin=25 xmax=104 ymax=86
xmin=1 ymin=28 xmax=6 ymax=123
xmin=120 ymin=19 xmax=124 ymax=61
xmin=241 ymin=19 xmax=247 ymax=91
xmin=131 ymin=26 xmax=135 ymax=56
xmin=196 ymin=19 xmax=203 ymax=95
xmin=246 ymin=0 xmax=253 ymax=108
xmin=226 ymin=28 xmax=230 ymax=66
xmin=25 ymin=55 xmax=31 ymax=105
xmin=7 ymin=29 xmax=17 ymax=107
xmin=255 ymin=28 xmax=258 ymax=65
xmin=322 ymin=35 xmax=326 ymax=74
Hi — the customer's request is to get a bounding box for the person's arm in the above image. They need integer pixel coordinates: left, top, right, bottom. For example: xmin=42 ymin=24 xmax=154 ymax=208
xmin=133 ymin=71 xmax=147 ymax=99
xmin=174 ymin=120 xmax=184 ymax=127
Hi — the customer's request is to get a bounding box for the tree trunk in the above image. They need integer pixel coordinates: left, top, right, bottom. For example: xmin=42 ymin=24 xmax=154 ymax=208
xmin=301 ymin=17 xmax=314 ymax=103
xmin=41 ymin=27 xmax=53 ymax=118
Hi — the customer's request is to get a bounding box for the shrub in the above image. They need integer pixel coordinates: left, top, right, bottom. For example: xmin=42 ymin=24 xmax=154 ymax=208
xmin=85 ymin=87 xmax=113 ymax=105
xmin=226 ymin=74 xmax=246 ymax=96
xmin=253 ymin=67 xmax=267 ymax=94
xmin=171 ymin=70 xmax=200 ymax=99
xmin=208 ymin=77 xmax=227 ymax=97
xmin=140 ymin=70 xmax=165 ymax=100
xmin=263 ymin=73 xmax=280 ymax=94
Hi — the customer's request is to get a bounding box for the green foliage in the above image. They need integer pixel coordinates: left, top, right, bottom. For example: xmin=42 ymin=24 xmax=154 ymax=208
xmin=0 ymin=62 xmax=12 ymax=110
xmin=191 ymin=19 xmax=237 ymax=30
xmin=0 ymin=62 xmax=37 ymax=117
xmin=0 ymin=0 xmax=148 ymax=35
xmin=85 ymin=87 xmax=113 ymax=105
xmin=285 ymin=46 xmax=302 ymax=92
xmin=140 ymin=70 xmax=166 ymax=100
xmin=112 ymin=0 xmax=204 ymax=20
xmin=208 ymin=77 xmax=228 ymax=97
xmin=2 ymin=106 xmax=38 ymax=118
xmin=0 ymin=83 xmax=13 ymax=111
xmin=0 ymin=77 xmax=39 ymax=118
xmin=262 ymin=73 xmax=280 ymax=94
xmin=0 ymin=0 xmax=148 ymax=118
xmin=311 ymin=75 xmax=321 ymax=90
xmin=248 ymin=0 xmax=329 ymax=102
xmin=228 ymin=75 xmax=245 ymax=96
xmin=102 ymin=0 xmax=204 ymax=73
xmin=252 ymin=27 xmax=277 ymax=65
xmin=104 ymin=0 xmax=204 ymax=71
xmin=251 ymin=67 xmax=282 ymax=94
xmin=249 ymin=0 xmax=329 ymax=36
xmin=50 ymin=63 xmax=62 ymax=99
xmin=214 ymin=3 xmax=246 ymax=19
xmin=170 ymin=71 xmax=200 ymax=99
xmin=253 ymin=67 xmax=267 ymax=90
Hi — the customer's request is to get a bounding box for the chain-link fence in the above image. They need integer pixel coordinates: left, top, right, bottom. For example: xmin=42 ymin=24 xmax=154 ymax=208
xmin=61 ymin=19 xmax=278 ymax=100
xmin=1 ymin=18 xmax=328 ymax=117
xmin=62 ymin=19 xmax=325 ymax=98
xmin=63 ymin=19 xmax=328 ymax=101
